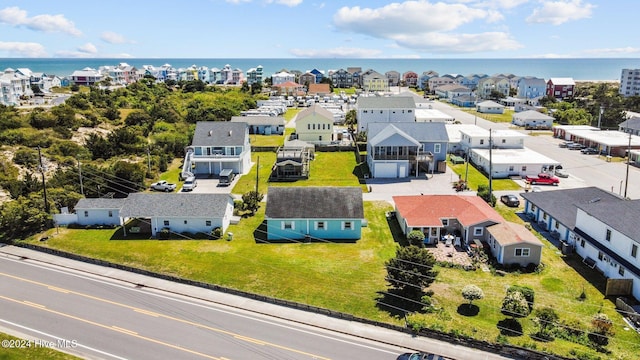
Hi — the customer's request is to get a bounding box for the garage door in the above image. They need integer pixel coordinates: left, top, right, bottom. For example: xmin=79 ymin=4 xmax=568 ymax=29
xmin=375 ymin=163 xmax=398 ymax=178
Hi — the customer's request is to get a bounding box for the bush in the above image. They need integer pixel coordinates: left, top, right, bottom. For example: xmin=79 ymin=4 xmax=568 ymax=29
xmin=407 ymin=230 xmax=425 ymax=247
xmin=211 ymin=227 xmax=222 ymax=240
xmin=508 ymin=285 xmax=535 ymax=311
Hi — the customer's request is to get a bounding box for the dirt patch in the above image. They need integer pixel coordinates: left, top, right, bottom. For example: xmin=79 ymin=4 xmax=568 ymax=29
xmin=71 ymin=126 xmax=112 ymax=145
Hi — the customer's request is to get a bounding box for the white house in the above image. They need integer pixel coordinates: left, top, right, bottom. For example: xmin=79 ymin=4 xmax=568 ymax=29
xmin=476 ymin=100 xmax=505 ymax=114
xmin=356 ymin=96 xmax=416 ymax=132
xmin=470 ymin=147 xmax=561 ymax=178
xmin=415 ymin=108 xmax=454 ymax=123
xmin=72 ymin=198 xmax=127 ymax=226
xmin=459 ymin=128 xmax=525 ymax=153
xmin=512 ymin=110 xmax=555 ymax=130
xmin=184 ymin=122 xmax=251 ymax=178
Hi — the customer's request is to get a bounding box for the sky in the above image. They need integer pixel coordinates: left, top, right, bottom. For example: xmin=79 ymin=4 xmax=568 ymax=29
xmin=0 ymin=0 xmax=638 ymax=59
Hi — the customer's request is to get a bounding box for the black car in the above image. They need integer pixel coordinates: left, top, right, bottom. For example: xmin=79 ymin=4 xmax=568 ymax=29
xmin=500 ymin=194 xmax=520 ymax=207
xmin=581 ymin=147 xmax=599 ymax=154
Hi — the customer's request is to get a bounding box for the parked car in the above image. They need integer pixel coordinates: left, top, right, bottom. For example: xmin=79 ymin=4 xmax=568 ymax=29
xmin=500 ymin=194 xmax=520 ymax=207
xmin=524 ymin=173 xmax=560 ymax=185
xmin=567 ymin=143 xmax=585 ymax=150
xmin=181 ymin=176 xmax=197 ymax=191
xmin=558 ymin=141 xmax=574 ymax=148
xmin=554 ymin=168 xmax=569 ymax=178
xmin=150 ymin=180 xmax=176 ymax=192
xmin=581 ymin=147 xmax=599 ymax=154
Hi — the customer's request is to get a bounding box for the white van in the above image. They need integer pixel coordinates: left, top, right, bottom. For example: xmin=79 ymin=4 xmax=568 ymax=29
xmin=182 ymin=176 xmax=197 ymax=191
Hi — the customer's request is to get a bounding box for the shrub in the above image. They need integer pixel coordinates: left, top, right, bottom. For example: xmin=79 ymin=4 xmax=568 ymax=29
xmin=461 ymin=284 xmax=484 ymax=306
xmin=407 ymin=230 xmax=425 ymax=247
xmin=508 ymin=285 xmax=535 ymax=311
xmin=211 ymin=227 xmax=222 ymax=240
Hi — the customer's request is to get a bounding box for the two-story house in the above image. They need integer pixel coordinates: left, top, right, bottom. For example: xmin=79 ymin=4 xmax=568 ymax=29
xmin=330 ymin=69 xmax=354 ymax=88
xmin=385 ymin=70 xmax=401 ymax=86
xmin=356 ymin=96 xmax=416 ymax=132
xmin=185 ymin=122 xmax=251 ymax=177
xmin=546 ymin=78 xmax=575 ymax=99
xmin=246 ymin=65 xmax=264 ymax=85
xmin=402 ymin=71 xmax=418 ymax=87
xmin=366 ymin=122 xmax=448 ymax=178
xmin=516 ymin=77 xmax=547 ymax=101
xmin=362 ymin=70 xmax=389 ymax=92
xmin=295 ymin=105 xmax=334 ymax=144
xmin=477 ymin=77 xmax=510 ymax=99
xmin=70 ymin=67 xmax=103 ymax=86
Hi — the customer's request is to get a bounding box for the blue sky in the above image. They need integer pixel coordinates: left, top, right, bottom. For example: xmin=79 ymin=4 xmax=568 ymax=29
xmin=0 ymin=0 xmax=638 ymax=59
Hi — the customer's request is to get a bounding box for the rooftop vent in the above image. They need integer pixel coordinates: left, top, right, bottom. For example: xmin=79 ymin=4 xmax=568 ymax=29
xmin=208 ymin=130 xmax=213 ymax=137
xmin=228 ymin=130 xmax=232 ymax=136
xmin=588 ymin=198 xmax=601 ymax=203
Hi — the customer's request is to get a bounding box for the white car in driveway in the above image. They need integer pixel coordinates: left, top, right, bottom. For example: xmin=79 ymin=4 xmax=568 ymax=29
xmin=555 ymin=168 xmax=569 ymax=178
xmin=182 ymin=176 xmax=197 ymax=191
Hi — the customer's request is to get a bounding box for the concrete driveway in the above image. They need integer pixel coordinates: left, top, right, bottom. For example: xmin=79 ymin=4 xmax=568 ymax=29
xmin=184 ymin=175 xmax=240 ymax=194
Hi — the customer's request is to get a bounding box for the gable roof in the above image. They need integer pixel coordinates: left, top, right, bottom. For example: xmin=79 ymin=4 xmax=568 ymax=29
xmin=307 ymin=83 xmax=331 ymax=95
xmin=368 ymin=122 xmax=449 ymax=143
xmin=618 ymin=116 xmax=640 ymax=130
xmin=356 ymin=96 xmax=416 ymax=109
xmin=487 ymin=222 xmax=543 ymax=247
xmin=577 ymin=199 xmax=640 ymax=241
xmin=520 ymin=187 xmax=623 ymax=231
xmin=549 ymin=77 xmax=575 ymax=86
xmin=75 ymin=198 xmax=127 ymax=210
xmin=477 ymin=100 xmax=504 ymax=108
xmin=120 ymin=193 xmax=232 ymax=218
xmin=265 ymin=187 xmax=363 ymax=219
xmin=192 ymin=121 xmax=247 ymax=147
xmin=368 ymin=124 xmax=421 ymax=147
xmin=513 ymin=110 xmax=554 ymax=120
xmin=393 ymin=195 xmax=503 ymax=227
xmin=296 ymin=104 xmax=334 ymax=122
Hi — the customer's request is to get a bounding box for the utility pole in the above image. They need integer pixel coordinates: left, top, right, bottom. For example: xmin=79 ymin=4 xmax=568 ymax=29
xmin=78 ymin=159 xmax=84 ymax=196
xmin=489 ymin=129 xmax=493 ymax=206
xmin=464 ymin=151 xmax=469 ymax=183
xmin=624 ymin=132 xmax=631 ymax=198
xmin=597 ymin=106 xmax=604 ymax=129
xmin=37 ymin=146 xmax=50 ymax=213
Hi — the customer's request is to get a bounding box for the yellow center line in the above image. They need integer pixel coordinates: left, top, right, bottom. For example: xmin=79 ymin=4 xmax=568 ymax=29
xmin=47 ymin=286 xmax=70 ymax=293
xmin=0 ymin=294 xmax=223 ymax=360
xmin=23 ymin=301 xmax=45 ymax=308
xmin=0 ymin=272 xmax=331 ymax=360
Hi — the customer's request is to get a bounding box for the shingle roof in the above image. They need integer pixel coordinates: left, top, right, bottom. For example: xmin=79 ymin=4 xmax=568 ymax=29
xmin=75 ymin=198 xmax=127 ymax=210
xmin=520 ymin=187 xmax=623 ymax=230
xmin=513 ymin=110 xmax=554 ymax=120
xmin=576 ymin=199 xmax=640 ymax=241
xmin=192 ymin=121 xmax=247 ymax=147
xmin=393 ymin=195 xmax=503 ymax=227
xmin=296 ymin=104 xmax=334 ymax=122
xmin=477 ymin=100 xmax=504 ymax=107
xmin=356 ymin=96 xmax=416 ymax=109
xmin=230 ymin=116 xmax=285 ymax=126
xmin=487 ymin=222 xmax=543 ymax=247
xmin=368 ymin=124 xmax=421 ymax=147
xmin=619 ymin=117 xmax=640 ymax=130
xmin=368 ymin=122 xmax=449 ymax=143
xmin=120 ymin=193 xmax=232 ymax=218
xmin=265 ymin=187 xmax=364 ymax=219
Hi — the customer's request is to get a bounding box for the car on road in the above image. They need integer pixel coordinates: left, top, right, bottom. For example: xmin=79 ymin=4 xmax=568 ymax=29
xmin=150 ymin=180 xmax=176 ymax=192
xmin=554 ymin=168 xmax=569 ymax=178
xmin=500 ymin=194 xmax=520 ymax=207
xmin=397 ymin=353 xmax=452 ymax=360
xmin=581 ymin=147 xmax=599 ymax=154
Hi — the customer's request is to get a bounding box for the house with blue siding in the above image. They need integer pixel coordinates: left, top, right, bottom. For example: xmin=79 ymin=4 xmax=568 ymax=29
xmin=265 ymin=187 xmax=364 ymax=241
xmin=230 ymin=116 xmax=285 ymax=135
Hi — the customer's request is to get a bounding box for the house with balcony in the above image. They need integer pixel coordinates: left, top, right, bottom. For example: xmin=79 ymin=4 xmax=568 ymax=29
xmin=329 ymin=69 xmax=354 ymax=88
xmin=265 ymin=187 xmax=364 ymax=241
xmin=184 ymin=121 xmax=251 ymax=177
xmin=402 ymin=71 xmax=418 ymax=87
xmin=516 ymin=77 xmax=546 ymax=101
xmin=356 ymin=96 xmax=416 ymax=132
xmin=427 ymin=76 xmax=456 ymax=94
xmin=385 ymin=71 xmax=401 ymax=86
xmin=477 ymin=77 xmax=510 ymax=99
xmin=299 ymin=72 xmax=316 ymax=86
xmin=366 ymin=122 xmax=448 ymax=178
xmin=246 ymin=65 xmax=264 ymax=85
xmin=309 ymin=69 xmax=324 ymax=84
xmin=362 ymin=70 xmax=389 ymax=92
xmin=1 ymin=68 xmax=33 ymax=104
xmin=70 ymin=67 xmax=103 ymax=86
xmin=434 ymin=84 xmax=472 ymax=102
xmin=546 ymin=78 xmax=575 ymax=100
xmin=272 ymin=70 xmax=296 ymax=86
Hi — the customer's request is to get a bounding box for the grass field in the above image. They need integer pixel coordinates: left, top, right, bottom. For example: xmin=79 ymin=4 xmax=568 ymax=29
xmin=0 ymin=333 xmax=81 ymax=360
xmin=248 ymin=134 xmax=285 ymax=147
xmin=448 ymin=157 xmax=522 ymax=191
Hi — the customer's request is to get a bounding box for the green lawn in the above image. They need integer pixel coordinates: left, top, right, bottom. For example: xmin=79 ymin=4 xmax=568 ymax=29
xmin=29 ymin=201 xmax=398 ymax=323
xmin=0 ymin=333 xmax=81 ymax=360
xmin=448 ymin=157 xmax=521 ymax=191
xmin=283 ymin=108 xmax=301 ymax=121
xmin=456 ymin=107 xmax=515 ymax=123
xmin=232 ymin=151 xmax=367 ymax=195
xmin=248 ymin=134 xmax=285 ymax=147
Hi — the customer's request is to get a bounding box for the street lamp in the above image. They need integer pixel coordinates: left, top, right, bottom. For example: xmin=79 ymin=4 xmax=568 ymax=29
xmin=597 ymin=106 xmax=604 ymax=129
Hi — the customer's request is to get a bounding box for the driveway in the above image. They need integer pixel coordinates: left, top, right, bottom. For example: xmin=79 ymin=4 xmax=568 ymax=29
xmin=185 ymin=175 xmax=240 ymax=194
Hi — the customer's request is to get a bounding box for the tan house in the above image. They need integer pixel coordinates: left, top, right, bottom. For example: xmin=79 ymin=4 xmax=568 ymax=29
xmin=486 ymin=222 xmax=543 ymax=267
xmin=295 ymin=105 xmax=334 ymax=144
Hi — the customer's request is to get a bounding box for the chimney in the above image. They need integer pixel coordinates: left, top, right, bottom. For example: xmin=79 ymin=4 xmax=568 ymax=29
xmin=228 ymin=130 xmax=232 ymax=136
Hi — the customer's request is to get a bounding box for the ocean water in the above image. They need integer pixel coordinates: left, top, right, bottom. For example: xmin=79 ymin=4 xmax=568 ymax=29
xmin=1 ymin=57 xmax=639 ymax=81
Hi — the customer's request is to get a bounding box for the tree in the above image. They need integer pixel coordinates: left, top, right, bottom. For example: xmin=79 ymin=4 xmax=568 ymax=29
xmin=250 ymin=82 xmax=262 ymax=95
xmin=385 ymin=245 xmax=438 ymax=302
xmin=407 ymin=230 xmax=425 ymax=247
xmin=532 ymin=307 xmax=559 ymax=340
xmin=345 ymin=109 xmax=357 ymax=128
xmin=507 ymin=284 xmax=535 ymax=311
xmin=0 ymin=195 xmax=51 ymax=242
xmin=476 ymin=184 xmax=496 ymax=206
xmin=241 ymin=191 xmax=264 ymax=215
xmin=501 ymin=291 xmax=530 ymax=318
xmin=462 ymin=284 xmax=484 ymax=306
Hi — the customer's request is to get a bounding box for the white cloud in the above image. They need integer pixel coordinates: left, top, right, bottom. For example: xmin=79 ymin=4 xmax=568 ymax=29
xmin=394 ymin=31 xmax=522 ymax=53
xmin=289 ymin=47 xmax=383 ymax=58
xmin=101 ymin=31 xmax=133 ymax=44
xmin=225 ymin=0 xmax=251 ymax=3
xmin=526 ymin=0 xmax=594 ymax=25
xmin=479 ymin=0 xmax=530 ymax=10
xmin=266 ymin=0 xmax=303 ymax=6
xmin=582 ymin=47 xmax=640 ymax=56
xmin=77 ymin=43 xmax=98 ymax=54
xmin=0 ymin=6 xmax=82 ymax=36
xmin=0 ymin=41 xmax=47 ymax=57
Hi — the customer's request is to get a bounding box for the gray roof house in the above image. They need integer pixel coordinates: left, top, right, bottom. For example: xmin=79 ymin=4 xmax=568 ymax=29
xmin=618 ymin=116 xmax=640 ymax=136
xmin=366 ymin=122 xmax=448 ymax=178
xmin=356 ymin=96 xmax=416 ymax=132
xmin=56 ymin=193 xmax=235 ymax=238
xmin=184 ymin=121 xmax=251 ymax=178
xmin=511 ymin=110 xmax=555 ymax=130
xmin=265 ymin=187 xmax=364 ymax=241
xmin=476 ymin=100 xmax=505 ymax=114
xmin=230 ymin=116 xmax=285 ymax=135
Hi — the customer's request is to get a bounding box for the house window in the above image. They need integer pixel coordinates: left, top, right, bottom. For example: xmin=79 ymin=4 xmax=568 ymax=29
xmin=554 ymin=221 xmax=559 ymax=229
xmin=206 ymin=220 xmax=211 ymax=226
xmin=84 ymin=211 xmax=88 ymax=217
xmin=515 ymin=248 xmax=530 ymax=257
xmin=473 ymin=228 xmax=483 ymax=236
xmin=442 ymin=219 xmax=448 ymax=226
xmin=501 ymin=139 xmax=506 ymax=144
xmin=605 ymin=229 xmax=611 ymax=241
xmin=164 ymin=220 xmax=170 ymax=226
xmin=108 ymin=211 xmax=113 ymax=217
xmin=522 ymin=166 xmax=527 ymax=171
xmin=282 ymin=221 xmax=294 ymax=230
xmin=598 ymin=251 xmax=604 ymax=261
xmin=343 ymin=221 xmax=353 ymax=230
xmin=543 ymin=213 xmax=547 ymax=220
xmin=531 ymin=205 xmax=536 ymax=211
xmin=509 ymin=166 xmax=514 ymax=171
xmin=580 ymin=238 xmax=585 ymax=247
xmin=316 ymin=221 xmax=325 ymax=230
xmin=619 ymin=267 xmax=625 ymax=276
xmin=184 ymin=220 xmax=188 ymax=224
xmin=632 ymin=244 xmax=638 ymax=258
xmin=434 ymin=144 xmax=441 ymax=153
xmin=480 ymin=139 xmax=484 ymax=145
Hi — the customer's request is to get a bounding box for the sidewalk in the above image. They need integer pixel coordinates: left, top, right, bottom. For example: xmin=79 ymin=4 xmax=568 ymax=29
xmin=0 ymin=244 xmax=512 ymax=360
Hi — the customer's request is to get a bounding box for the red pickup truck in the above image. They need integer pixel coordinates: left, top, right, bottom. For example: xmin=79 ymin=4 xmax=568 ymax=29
xmin=525 ymin=173 xmax=560 ymax=185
